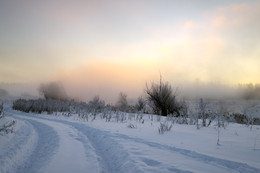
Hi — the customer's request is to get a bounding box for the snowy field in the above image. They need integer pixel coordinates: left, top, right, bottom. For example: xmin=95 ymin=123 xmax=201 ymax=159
xmin=1 ymin=105 xmax=260 ymax=173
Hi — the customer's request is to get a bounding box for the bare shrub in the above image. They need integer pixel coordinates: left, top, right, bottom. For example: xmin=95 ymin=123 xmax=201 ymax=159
xmin=175 ymin=117 xmax=188 ymax=125
xmin=127 ymin=123 xmax=137 ymax=128
xmin=231 ymin=113 xmax=248 ymax=124
xmin=253 ymin=117 xmax=260 ymax=125
xmin=106 ymin=112 xmax=112 ymax=122
xmin=145 ymin=78 xmax=181 ymax=116
xmin=158 ymin=122 xmax=173 ymax=134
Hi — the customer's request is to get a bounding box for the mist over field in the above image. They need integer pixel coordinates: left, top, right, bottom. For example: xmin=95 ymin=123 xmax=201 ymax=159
xmin=1 ymin=81 xmax=259 ymax=104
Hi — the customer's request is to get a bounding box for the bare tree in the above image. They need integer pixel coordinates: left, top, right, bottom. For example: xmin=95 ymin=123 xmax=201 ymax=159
xmin=117 ymin=92 xmax=128 ymax=112
xmin=39 ymin=81 xmax=68 ymax=100
xmin=145 ymin=78 xmax=181 ymax=116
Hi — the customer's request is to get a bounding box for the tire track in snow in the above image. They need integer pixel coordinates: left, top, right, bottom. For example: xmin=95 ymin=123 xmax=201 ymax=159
xmin=5 ymin=110 xmax=217 ymax=173
xmin=13 ymin=116 xmax=59 ymax=173
xmin=7 ymin=109 xmax=259 ymax=173
xmin=40 ymin=120 xmax=101 ymax=173
xmin=29 ymin=116 xmax=194 ymax=173
xmin=7 ymin=110 xmax=145 ymax=173
xmin=10 ymin=113 xmax=101 ymax=173
xmin=64 ymin=122 xmax=144 ymax=173
xmin=111 ymin=133 xmax=260 ymax=173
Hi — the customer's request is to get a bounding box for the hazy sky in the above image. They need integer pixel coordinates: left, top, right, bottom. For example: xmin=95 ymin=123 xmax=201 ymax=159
xmin=0 ymin=0 xmax=260 ymax=102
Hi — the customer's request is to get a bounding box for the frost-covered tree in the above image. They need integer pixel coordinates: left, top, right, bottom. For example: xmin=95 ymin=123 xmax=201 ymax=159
xmin=117 ymin=92 xmax=128 ymax=112
xmin=88 ymin=96 xmax=105 ymax=112
xmin=215 ymin=101 xmax=228 ymax=145
xmin=0 ymin=103 xmax=15 ymax=134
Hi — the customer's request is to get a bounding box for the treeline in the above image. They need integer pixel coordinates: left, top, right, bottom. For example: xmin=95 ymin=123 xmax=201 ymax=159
xmin=13 ymin=80 xmax=186 ymax=117
xmin=11 ymin=80 xmax=260 ymax=126
xmin=12 ymin=99 xmax=71 ymax=114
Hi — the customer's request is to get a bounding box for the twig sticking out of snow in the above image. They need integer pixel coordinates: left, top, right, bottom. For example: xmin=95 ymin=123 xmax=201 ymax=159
xmin=127 ymin=123 xmax=137 ymax=129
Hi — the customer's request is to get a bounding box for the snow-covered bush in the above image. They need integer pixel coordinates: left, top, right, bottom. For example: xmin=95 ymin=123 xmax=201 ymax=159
xmin=0 ymin=104 xmax=16 ymax=135
xmin=230 ymin=113 xmax=248 ymax=124
xmin=116 ymin=92 xmax=129 ymax=112
xmin=0 ymin=120 xmax=15 ymax=135
xmin=175 ymin=117 xmax=188 ymax=125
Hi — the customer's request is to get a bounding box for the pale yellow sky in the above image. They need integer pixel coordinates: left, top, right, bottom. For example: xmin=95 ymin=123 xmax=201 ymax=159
xmin=0 ymin=0 xmax=259 ymax=101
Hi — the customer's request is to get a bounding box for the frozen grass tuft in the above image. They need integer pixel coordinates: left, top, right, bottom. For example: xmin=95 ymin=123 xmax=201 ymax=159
xmin=158 ymin=122 xmax=173 ymax=134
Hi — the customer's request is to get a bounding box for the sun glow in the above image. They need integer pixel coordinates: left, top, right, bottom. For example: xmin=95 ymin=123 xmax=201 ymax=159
xmin=1 ymin=1 xmax=260 ymax=101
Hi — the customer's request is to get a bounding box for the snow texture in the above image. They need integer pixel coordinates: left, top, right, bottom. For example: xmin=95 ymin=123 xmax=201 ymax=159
xmin=1 ymin=106 xmax=260 ymax=173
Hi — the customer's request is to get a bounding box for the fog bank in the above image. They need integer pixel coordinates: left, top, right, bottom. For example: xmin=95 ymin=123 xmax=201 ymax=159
xmin=1 ymin=81 xmax=259 ymax=104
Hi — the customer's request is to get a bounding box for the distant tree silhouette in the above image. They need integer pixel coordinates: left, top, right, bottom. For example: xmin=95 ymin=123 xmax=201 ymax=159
xmin=39 ymin=81 xmax=68 ymax=100
xmin=88 ymin=96 xmax=105 ymax=111
xmin=117 ymin=92 xmax=128 ymax=111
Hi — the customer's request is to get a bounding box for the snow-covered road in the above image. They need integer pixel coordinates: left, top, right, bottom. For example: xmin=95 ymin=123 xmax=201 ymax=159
xmin=1 ymin=108 xmax=260 ymax=173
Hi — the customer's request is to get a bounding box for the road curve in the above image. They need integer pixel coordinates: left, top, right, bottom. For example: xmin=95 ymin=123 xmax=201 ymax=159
xmin=3 ymin=108 xmax=260 ymax=173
